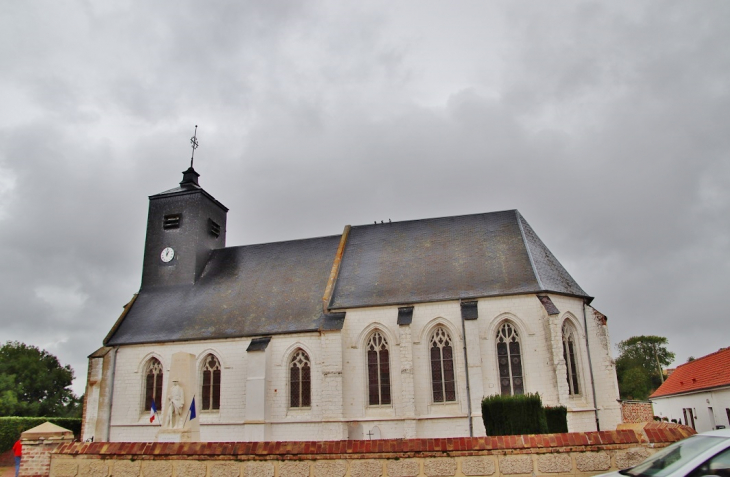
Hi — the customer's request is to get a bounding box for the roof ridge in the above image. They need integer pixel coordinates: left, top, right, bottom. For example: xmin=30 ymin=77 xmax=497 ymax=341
xmin=350 ymin=209 xmax=518 ymax=229
xmin=675 ymin=347 xmax=730 ymax=369
xmin=515 ymin=210 xmax=544 ymax=290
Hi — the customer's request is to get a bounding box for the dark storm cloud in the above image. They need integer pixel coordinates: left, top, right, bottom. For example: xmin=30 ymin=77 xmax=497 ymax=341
xmin=0 ymin=0 xmax=728 ymax=394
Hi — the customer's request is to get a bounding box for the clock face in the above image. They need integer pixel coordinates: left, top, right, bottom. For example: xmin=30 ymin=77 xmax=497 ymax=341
xmin=160 ymin=247 xmax=175 ymax=263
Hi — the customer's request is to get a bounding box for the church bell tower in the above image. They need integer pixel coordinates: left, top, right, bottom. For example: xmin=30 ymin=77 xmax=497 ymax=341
xmin=140 ymin=129 xmax=228 ymax=289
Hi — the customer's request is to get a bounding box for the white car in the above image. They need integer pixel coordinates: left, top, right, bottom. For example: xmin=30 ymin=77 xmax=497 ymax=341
xmin=597 ymin=429 xmax=730 ymax=477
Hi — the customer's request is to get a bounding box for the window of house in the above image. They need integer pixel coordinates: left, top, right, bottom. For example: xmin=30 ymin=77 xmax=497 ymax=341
xmin=496 ymin=322 xmax=524 ymax=396
xmin=367 ymin=331 xmax=391 ymax=406
xmin=430 ymin=327 xmax=456 ymax=403
xmin=290 ymin=349 xmax=311 ymax=408
xmin=562 ymin=322 xmax=580 ymax=395
xmin=144 ymin=358 xmax=163 ymax=411
xmin=201 ymin=354 xmax=221 ymax=411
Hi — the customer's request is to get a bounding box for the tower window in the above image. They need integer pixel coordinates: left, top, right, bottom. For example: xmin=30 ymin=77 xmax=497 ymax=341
xmin=209 ymin=219 xmax=221 ymax=238
xmin=163 ymin=214 xmax=181 ymax=229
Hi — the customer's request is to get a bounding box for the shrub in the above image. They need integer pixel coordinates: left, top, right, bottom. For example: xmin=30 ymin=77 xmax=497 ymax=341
xmin=0 ymin=417 xmax=81 ymax=452
xmin=544 ymin=406 xmax=568 ymax=433
xmin=481 ymin=393 xmax=548 ymax=436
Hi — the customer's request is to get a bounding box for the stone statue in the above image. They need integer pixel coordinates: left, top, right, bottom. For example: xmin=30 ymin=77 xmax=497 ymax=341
xmin=166 ymin=381 xmax=185 ymax=429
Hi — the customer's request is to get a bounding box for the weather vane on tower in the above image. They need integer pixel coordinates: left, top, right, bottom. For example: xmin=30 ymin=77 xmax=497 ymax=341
xmin=190 ymin=125 xmax=199 ymax=168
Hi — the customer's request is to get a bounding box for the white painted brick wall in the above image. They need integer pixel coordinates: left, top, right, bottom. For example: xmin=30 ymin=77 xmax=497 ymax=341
xmin=92 ymin=293 xmax=621 ymax=442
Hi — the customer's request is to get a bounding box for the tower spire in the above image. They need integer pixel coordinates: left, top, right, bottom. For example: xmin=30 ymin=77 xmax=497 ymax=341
xmin=181 ymin=125 xmax=201 ymax=187
xmin=190 ymin=125 xmax=199 ymax=168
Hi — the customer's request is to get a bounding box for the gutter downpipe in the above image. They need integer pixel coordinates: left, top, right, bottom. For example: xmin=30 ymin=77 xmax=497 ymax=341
xmin=106 ymin=347 xmax=118 ymax=442
xmin=460 ymin=300 xmax=474 ymax=437
xmin=582 ymin=301 xmax=600 ymax=431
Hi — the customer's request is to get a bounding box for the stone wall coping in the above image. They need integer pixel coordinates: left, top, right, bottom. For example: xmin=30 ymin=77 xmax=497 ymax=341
xmin=52 ymin=425 xmax=695 ymax=460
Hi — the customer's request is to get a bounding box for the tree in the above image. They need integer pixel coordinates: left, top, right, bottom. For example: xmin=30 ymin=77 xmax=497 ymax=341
xmin=0 ymin=341 xmax=81 ymax=417
xmin=615 ymin=335 xmax=675 ymax=400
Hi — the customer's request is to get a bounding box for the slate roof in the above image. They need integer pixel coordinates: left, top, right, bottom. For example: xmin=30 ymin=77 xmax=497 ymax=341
xmin=106 ymin=235 xmax=344 ymax=346
xmin=105 ymin=209 xmax=589 ymax=346
xmin=651 ymin=347 xmax=730 ymax=398
xmin=328 ymin=210 xmax=587 ymax=309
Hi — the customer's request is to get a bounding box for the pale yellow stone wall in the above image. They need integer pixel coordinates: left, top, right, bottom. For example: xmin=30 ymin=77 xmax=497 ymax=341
xmin=48 ymin=446 xmax=657 ymax=477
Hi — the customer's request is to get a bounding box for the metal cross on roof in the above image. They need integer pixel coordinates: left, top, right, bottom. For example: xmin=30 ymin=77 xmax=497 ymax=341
xmin=190 ymin=125 xmax=199 ymax=168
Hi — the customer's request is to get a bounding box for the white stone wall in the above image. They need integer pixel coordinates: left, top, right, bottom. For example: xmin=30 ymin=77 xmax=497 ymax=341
xmin=652 ymin=387 xmax=730 ymax=432
xmin=90 ymin=293 xmax=621 ymax=442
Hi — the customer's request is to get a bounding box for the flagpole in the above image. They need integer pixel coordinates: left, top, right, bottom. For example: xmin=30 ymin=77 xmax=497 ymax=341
xmin=183 ymin=395 xmax=196 ymax=427
xmin=155 ymin=409 xmax=162 ymax=426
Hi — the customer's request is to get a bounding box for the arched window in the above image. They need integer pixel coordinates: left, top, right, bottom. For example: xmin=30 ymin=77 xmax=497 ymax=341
xmin=201 ymin=354 xmax=221 ymax=411
xmin=562 ymin=322 xmax=580 ymax=395
xmin=290 ymin=349 xmax=311 ymax=408
xmin=366 ymin=331 xmax=391 ymax=406
xmin=496 ymin=322 xmax=524 ymax=396
xmin=144 ymin=358 xmax=163 ymax=411
xmin=430 ymin=327 xmax=456 ymax=403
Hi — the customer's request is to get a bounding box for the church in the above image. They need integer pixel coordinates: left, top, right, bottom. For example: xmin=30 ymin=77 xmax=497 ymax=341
xmin=81 ymin=164 xmax=621 ymax=443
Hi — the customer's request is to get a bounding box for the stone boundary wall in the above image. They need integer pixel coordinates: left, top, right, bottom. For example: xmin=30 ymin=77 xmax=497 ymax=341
xmin=45 ymin=424 xmax=694 ymax=477
xmin=621 ymin=402 xmax=654 ymax=424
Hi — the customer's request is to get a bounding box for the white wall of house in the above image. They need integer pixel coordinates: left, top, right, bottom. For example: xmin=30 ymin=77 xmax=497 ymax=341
xmin=652 ymin=387 xmax=730 ymax=433
xmin=84 ymin=293 xmax=621 ymax=442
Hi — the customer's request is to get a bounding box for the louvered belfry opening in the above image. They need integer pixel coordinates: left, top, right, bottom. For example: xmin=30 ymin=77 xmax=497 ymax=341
xmin=163 ymin=213 xmax=181 ymax=229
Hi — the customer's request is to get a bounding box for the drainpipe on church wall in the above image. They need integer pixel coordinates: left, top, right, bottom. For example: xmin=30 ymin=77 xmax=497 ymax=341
xmin=460 ymin=301 xmax=474 ymax=437
xmin=582 ymin=302 xmax=600 ymax=431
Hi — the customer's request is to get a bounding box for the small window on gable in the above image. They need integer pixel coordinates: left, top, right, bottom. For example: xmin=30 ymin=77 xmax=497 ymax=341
xmin=562 ymin=322 xmax=580 ymax=396
xmin=290 ymin=349 xmax=311 ymax=408
xmin=144 ymin=358 xmax=163 ymax=412
xmin=209 ymin=219 xmax=221 ymax=238
xmin=163 ymin=214 xmax=181 ymax=229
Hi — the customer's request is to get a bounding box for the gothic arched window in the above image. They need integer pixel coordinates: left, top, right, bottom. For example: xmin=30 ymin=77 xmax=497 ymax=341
xmin=430 ymin=327 xmax=456 ymax=403
xmin=144 ymin=358 xmax=163 ymax=411
xmin=201 ymin=354 xmax=221 ymax=411
xmin=496 ymin=322 xmax=524 ymax=396
xmin=562 ymin=322 xmax=580 ymax=395
xmin=290 ymin=349 xmax=311 ymax=408
xmin=366 ymin=331 xmax=391 ymax=406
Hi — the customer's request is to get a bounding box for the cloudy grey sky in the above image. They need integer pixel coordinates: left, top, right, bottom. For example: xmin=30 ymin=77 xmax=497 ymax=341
xmin=1 ymin=1 xmax=728 ymax=395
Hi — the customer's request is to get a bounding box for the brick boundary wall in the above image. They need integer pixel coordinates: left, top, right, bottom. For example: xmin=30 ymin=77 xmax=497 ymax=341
xmin=44 ymin=423 xmax=694 ymax=477
xmin=621 ymin=401 xmax=654 ymax=424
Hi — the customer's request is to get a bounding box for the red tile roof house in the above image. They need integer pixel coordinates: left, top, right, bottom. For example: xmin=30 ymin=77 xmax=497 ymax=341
xmin=650 ymin=347 xmax=730 ymax=433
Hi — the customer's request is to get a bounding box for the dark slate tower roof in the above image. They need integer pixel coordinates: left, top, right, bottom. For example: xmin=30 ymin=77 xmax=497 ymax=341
xmin=105 ymin=208 xmax=589 ymax=346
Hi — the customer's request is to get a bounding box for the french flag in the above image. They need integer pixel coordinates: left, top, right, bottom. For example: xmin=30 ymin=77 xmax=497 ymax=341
xmin=150 ymin=400 xmax=157 ymax=423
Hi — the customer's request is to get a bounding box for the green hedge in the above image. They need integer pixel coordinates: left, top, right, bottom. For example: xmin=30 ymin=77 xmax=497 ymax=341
xmin=481 ymin=393 xmax=548 ymax=436
xmin=544 ymin=406 xmax=568 ymax=433
xmin=0 ymin=417 xmax=81 ymax=452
